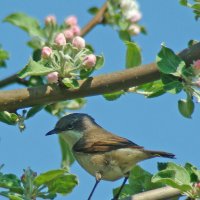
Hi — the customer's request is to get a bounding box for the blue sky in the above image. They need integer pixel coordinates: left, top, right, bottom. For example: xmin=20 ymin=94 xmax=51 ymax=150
xmin=0 ymin=1 xmax=200 ymax=200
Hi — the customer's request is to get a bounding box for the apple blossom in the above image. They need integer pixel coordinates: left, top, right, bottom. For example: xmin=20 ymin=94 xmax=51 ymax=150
xmin=63 ymin=29 xmax=74 ymax=41
xmin=65 ymin=15 xmax=78 ymax=26
xmin=47 ymin=72 xmax=59 ymax=84
xmin=72 ymin=36 xmax=85 ymax=49
xmin=54 ymin=33 xmax=66 ymax=46
xmin=83 ymin=54 xmax=96 ymax=68
xmin=45 ymin=15 xmax=56 ymax=25
xmin=41 ymin=46 xmax=52 ymax=58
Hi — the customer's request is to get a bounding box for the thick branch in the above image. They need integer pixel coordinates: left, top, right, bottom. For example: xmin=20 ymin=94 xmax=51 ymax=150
xmin=0 ymin=2 xmax=108 ymax=88
xmin=0 ymin=42 xmax=200 ymax=112
xmin=124 ymin=186 xmax=181 ymax=200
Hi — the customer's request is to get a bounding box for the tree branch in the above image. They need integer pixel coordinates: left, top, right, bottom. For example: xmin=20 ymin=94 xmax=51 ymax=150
xmin=80 ymin=1 xmax=108 ymax=37
xmin=0 ymin=42 xmax=200 ymax=112
xmin=0 ymin=1 xmax=108 ymax=88
xmin=124 ymin=186 xmax=181 ymax=200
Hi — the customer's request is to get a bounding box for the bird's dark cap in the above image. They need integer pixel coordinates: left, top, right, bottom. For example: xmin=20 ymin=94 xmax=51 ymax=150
xmin=45 ymin=129 xmax=58 ymax=136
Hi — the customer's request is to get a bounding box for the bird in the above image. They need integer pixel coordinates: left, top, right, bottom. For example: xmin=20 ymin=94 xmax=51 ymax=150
xmin=46 ymin=113 xmax=175 ymax=200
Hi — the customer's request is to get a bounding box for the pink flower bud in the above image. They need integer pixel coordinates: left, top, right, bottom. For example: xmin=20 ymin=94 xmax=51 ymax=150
xmin=41 ymin=46 xmax=52 ymax=58
xmin=45 ymin=15 xmax=56 ymax=26
xmin=195 ymin=182 xmax=200 ymax=188
xmin=65 ymin=15 xmax=78 ymax=26
xmin=130 ymin=11 xmax=142 ymax=23
xmin=71 ymin=25 xmax=81 ymax=36
xmin=129 ymin=24 xmax=141 ymax=35
xmin=63 ymin=29 xmax=74 ymax=41
xmin=83 ymin=54 xmax=96 ymax=68
xmin=54 ymin=33 xmax=66 ymax=46
xmin=47 ymin=72 xmax=59 ymax=83
xmin=193 ymin=59 xmax=200 ymax=70
xmin=72 ymin=36 xmax=85 ymax=49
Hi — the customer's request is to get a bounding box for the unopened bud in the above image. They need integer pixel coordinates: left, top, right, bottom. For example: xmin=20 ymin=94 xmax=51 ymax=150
xmin=130 ymin=11 xmax=142 ymax=22
xmin=41 ymin=46 xmax=52 ymax=59
xmin=54 ymin=33 xmax=66 ymax=46
xmin=63 ymin=29 xmax=74 ymax=41
xmin=83 ymin=54 xmax=96 ymax=68
xmin=45 ymin=15 xmax=56 ymax=26
xmin=71 ymin=25 xmax=81 ymax=36
xmin=72 ymin=36 xmax=85 ymax=49
xmin=47 ymin=72 xmax=59 ymax=83
xmin=129 ymin=24 xmax=141 ymax=35
xmin=65 ymin=15 xmax=78 ymax=26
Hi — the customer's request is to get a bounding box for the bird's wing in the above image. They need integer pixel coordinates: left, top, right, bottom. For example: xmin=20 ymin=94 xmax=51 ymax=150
xmin=73 ymin=128 xmax=143 ymax=153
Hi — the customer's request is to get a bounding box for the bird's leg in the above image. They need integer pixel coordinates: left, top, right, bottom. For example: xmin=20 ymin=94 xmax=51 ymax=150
xmin=112 ymin=172 xmax=130 ymax=200
xmin=87 ymin=172 xmax=101 ymax=200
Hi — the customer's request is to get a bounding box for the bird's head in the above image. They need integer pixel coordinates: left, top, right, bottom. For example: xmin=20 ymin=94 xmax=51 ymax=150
xmin=46 ymin=113 xmax=98 ymax=147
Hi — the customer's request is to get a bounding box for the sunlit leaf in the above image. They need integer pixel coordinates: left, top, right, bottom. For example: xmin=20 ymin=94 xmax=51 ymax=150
xmin=4 ymin=13 xmax=43 ymax=37
xmin=125 ymin=41 xmax=141 ymax=68
xmin=18 ymin=59 xmax=56 ymax=78
xmin=103 ymin=90 xmax=125 ymax=101
xmin=178 ymin=98 xmax=194 ymax=118
xmin=0 ymin=112 xmax=18 ymax=125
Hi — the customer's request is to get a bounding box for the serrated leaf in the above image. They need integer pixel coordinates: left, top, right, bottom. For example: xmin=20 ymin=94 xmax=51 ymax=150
xmin=103 ymin=90 xmax=125 ymax=101
xmin=18 ymin=59 xmax=56 ymax=78
xmin=152 ymin=162 xmax=192 ymax=192
xmin=34 ymin=169 xmax=78 ymax=195
xmin=26 ymin=106 xmax=44 ymax=119
xmin=0 ymin=112 xmax=18 ymax=125
xmin=59 ymin=135 xmax=75 ymax=168
xmin=125 ymin=41 xmax=141 ymax=68
xmin=4 ymin=13 xmax=43 ymax=37
xmin=192 ymin=3 xmax=200 ymax=10
xmin=178 ymin=98 xmax=194 ymax=118
xmin=185 ymin=163 xmax=200 ymax=182
xmin=62 ymin=78 xmax=79 ymax=89
xmin=156 ymin=45 xmax=185 ymax=74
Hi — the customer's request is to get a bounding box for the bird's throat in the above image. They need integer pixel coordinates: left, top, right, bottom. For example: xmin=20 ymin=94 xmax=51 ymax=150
xmin=60 ymin=130 xmax=83 ymax=149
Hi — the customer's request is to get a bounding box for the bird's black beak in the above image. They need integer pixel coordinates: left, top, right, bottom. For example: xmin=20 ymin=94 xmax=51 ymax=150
xmin=45 ymin=129 xmax=57 ymax=136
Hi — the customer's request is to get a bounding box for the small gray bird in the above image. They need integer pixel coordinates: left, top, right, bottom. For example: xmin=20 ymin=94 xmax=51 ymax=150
xmin=46 ymin=113 xmax=175 ymax=200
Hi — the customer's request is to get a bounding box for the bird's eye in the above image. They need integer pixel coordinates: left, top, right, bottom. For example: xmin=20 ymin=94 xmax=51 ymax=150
xmin=67 ymin=124 xmax=74 ymax=130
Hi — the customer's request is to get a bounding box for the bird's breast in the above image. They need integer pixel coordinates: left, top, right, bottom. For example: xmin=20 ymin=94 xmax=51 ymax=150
xmin=73 ymin=148 xmax=148 ymax=181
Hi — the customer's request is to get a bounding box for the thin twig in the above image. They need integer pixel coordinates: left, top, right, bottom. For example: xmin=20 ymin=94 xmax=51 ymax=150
xmin=0 ymin=1 xmax=108 ymax=88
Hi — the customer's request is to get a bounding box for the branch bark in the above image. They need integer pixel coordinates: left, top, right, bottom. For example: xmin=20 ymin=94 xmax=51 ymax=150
xmin=0 ymin=2 xmax=108 ymax=88
xmin=124 ymin=186 xmax=181 ymax=200
xmin=0 ymin=42 xmax=200 ymax=112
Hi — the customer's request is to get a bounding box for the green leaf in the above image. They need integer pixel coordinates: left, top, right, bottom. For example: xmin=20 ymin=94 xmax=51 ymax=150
xmin=59 ymin=135 xmax=75 ymax=168
xmin=26 ymin=106 xmax=44 ymax=119
xmin=179 ymin=0 xmax=188 ymax=6
xmin=118 ymin=30 xmax=131 ymax=41
xmin=113 ymin=166 xmax=163 ymax=199
xmin=34 ymin=169 xmax=78 ymax=195
xmin=103 ymin=90 xmax=125 ymax=101
xmin=88 ymin=7 xmax=99 ymax=15
xmin=125 ymin=41 xmax=142 ymax=68
xmin=192 ymin=3 xmax=200 ymax=10
xmin=0 ymin=112 xmax=18 ymax=125
xmin=34 ymin=169 xmax=66 ymax=187
xmin=95 ymin=55 xmax=104 ymax=69
xmin=62 ymin=78 xmax=79 ymax=89
xmin=0 ymin=48 xmax=9 ymax=67
xmin=37 ymin=192 xmax=57 ymax=199
xmin=184 ymin=163 xmax=200 ymax=182
xmin=4 ymin=13 xmax=43 ymax=37
xmin=152 ymin=162 xmax=192 ymax=192
xmin=0 ymin=192 xmax=23 ymax=200
xmin=178 ymin=98 xmax=194 ymax=118
xmin=18 ymin=59 xmax=56 ymax=78
xmin=161 ymin=74 xmax=183 ymax=94
xmin=0 ymin=173 xmax=22 ymax=193
xmin=156 ymin=44 xmax=185 ymax=74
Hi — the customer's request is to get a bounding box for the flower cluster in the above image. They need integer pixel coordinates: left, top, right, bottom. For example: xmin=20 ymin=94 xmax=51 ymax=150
xmin=120 ymin=0 xmax=142 ymax=35
xmin=41 ymin=15 xmax=99 ymax=85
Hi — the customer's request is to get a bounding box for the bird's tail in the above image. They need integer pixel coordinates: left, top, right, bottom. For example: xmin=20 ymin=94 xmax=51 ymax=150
xmin=144 ymin=150 xmax=175 ymax=159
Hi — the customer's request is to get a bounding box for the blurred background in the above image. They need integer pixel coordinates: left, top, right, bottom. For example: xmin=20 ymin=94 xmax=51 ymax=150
xmin=0 ymin=0 xmax=199 ymax=199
